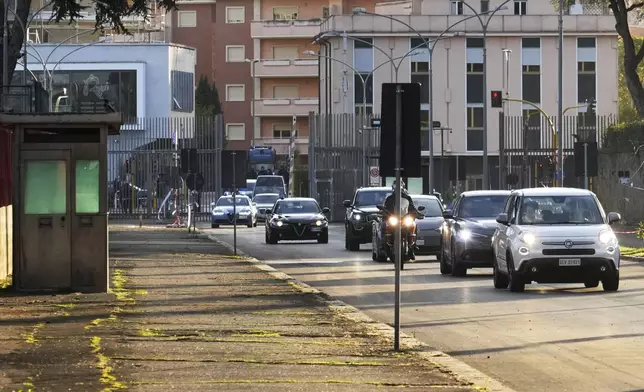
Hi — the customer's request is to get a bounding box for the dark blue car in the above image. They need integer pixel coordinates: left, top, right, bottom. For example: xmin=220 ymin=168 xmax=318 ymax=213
xmin=211 ymin=195 xmax=257 ymax=228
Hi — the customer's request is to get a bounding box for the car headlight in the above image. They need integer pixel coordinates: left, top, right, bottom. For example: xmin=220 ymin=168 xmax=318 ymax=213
xmin=403 ymin=216 xmax=414 ymax=227
xmin=457 ymin=229 xmax=472 ymax=241
xmin=212 ymin=209 xmax=224 ymax=215
xmin=276 ymin=221 xmax=283 ymax=227
xmin=239 ymin=209 xmax=250 ymax=215
xmin=388 ymin=216 xmax=398 ymax=226
xmin=315 ymin=220 xmax=323 ymax=226
xmin=519 ymin=232 xmax=536 ymax=246
xmin=599 ymin=230 xmax=617 ymax=246
xmin=353 ymin=214 xmax=362 ymax=220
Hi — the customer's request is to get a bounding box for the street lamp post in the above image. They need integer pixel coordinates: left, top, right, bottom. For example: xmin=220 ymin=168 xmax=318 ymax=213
xmin=352 ymin=8 xmax=506 ymax=193
xmin=460 ymin=0 xmax=513 ymax=190
xmin=245 ymin=58 xmax=260 ymax=147
xmin=557 ymin=0 xmax=564 ymax=186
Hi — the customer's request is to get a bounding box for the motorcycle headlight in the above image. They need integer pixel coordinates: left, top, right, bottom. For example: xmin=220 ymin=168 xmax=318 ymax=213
xmin=599 ymin=230 xmax=617 ymax=246
xmin=403 ymin=216 xmax=414 ymax=227
xmin=519 ymin=232 xmax=536 ymax=246
xmin=353 ymin=213 xmax=362 ymax=220
xmin=458 ymin=229 xmax=472 ymax=241
xmin=388 ymin=216 xmax=398 ymax=226
xmin=276 ymin=221 xmax=283 ymax=227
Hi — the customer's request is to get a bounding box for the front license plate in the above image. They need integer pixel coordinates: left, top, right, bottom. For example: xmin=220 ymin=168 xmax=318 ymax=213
xmin=559 ymin=258 xmax=581 ymax=266
xmin=311 ymin=227 xmax=321 ymax=232
xmin=416 ymin=239 xmax=425 ymax=246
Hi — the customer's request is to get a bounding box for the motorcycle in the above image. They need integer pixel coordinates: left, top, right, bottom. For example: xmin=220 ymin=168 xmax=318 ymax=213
xmin=376 ymin=204 xmax=425 ymax=270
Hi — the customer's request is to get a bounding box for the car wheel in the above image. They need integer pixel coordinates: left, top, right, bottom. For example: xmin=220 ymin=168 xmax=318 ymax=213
xmin=318 ymin=231 xmax=329 ymax=244
xmin=493 ymin=261 xmax=509 ymax=289
xmin=602 ymin=271 xmax=619 ymax=292
xmin=247 ymin=221 xmax=253 ymax=228
xmin=506 ymin=252 xmax=525 ymax=292
xmin=439 ymin=240 xmax=451 ymax=275
xmin=450 ymin=239 xmax=467 ymax=277
xmin=345 ymin=234 xmax=360 ymax=251
xmin=211 ymin=224 xmax=219 ymax=229
xmin=584 ymin=280 xmax=599 ymax=288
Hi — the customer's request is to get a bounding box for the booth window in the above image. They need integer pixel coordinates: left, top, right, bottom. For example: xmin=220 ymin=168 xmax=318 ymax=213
xmin=24 ymin=161 xmax=66 ymax=214
xmin=75 ymin=160 xmax=100 ymax=213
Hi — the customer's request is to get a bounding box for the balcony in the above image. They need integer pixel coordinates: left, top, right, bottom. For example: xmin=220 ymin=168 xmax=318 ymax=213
xmin=254 ymin=59 xmax=318 ymax=78
xmin=320 ymin=14 xmax=616 ymax=35
xmin=251 ymin=19 xmax=323 ymax=39
xmin=258 ymin=137 xmax=310 ymax=155
xmin=254 ymin=98 xmax=319 ymax=117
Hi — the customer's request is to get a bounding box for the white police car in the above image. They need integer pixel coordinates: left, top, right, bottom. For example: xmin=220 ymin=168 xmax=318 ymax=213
xmin=491 ymin=187 xmax=621 ymax=292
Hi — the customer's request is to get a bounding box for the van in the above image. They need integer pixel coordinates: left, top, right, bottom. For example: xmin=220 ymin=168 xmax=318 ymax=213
xmin=253 ymin=175 xmax=286 ymax=198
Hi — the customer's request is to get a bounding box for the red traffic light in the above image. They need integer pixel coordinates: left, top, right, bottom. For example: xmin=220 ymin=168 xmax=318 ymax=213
xmin=492 ymin=92 xmax=499 ymax=98
xmin=490 ymin=90 xmax=503 ymax=108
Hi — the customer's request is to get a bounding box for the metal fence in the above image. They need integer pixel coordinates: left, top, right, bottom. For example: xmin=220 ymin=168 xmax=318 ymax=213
xmin=107 ymin=115 xmax=225 ymax=222
xmin=500 ymin=114 xmax=617 ymax=188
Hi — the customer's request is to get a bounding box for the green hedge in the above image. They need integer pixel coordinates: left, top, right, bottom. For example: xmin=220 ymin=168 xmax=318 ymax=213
xmin=602 ymin=121 xmax=644 ymax=153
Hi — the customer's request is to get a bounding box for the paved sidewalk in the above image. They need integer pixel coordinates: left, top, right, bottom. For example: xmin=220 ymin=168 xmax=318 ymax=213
xmin=0 ymin=225 xmax=483 ymax=391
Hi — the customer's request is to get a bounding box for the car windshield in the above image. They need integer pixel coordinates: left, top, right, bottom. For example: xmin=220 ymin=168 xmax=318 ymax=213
xmin=274 ymin=200 xmax=320 ymax=214
xmin=355 ymin=190 xmax=389 ymax=207
xmin=460 ymin=195 xmax=508 ymax=218
xmin=412 ymin=198 xmax=443 ymax=217
xmin=255 ymin=185 xmax=283 ymax=195
xmin=256 ymin=176 xmax=284 ymax=187
xmin=518 ymin=195 xmax=603 ymax=225
xmin=254 ymin=194 xmax=279 ymax=204
xmin=216 ymin=197 xmax=249 ymax=206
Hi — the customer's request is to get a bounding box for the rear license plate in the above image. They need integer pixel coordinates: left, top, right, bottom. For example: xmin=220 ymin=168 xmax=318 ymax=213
xmin=559 ymin=258 xmax=581 ymax=266
xmin=416 ymin=239 xmax=425 ymax=246
xmin=311 ymin=227 xmax=321 ymax=232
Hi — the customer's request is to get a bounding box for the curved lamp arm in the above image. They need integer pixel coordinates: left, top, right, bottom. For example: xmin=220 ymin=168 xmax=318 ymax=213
xmin=461 ymin=0 xmax=513 ymax=29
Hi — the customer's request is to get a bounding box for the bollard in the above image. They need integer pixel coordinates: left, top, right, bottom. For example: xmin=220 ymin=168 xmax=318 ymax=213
xmin=139 ymin=215 xmax=142 ymax=228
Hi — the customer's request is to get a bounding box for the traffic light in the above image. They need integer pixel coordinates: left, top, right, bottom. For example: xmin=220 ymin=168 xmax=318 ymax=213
xmin=491 ymin=90 xmax=503 ymax=108
xmin=588 ymin=99 xmax=596 ymax=114
xmin=125 ymin=159 xmax=130 ymax=173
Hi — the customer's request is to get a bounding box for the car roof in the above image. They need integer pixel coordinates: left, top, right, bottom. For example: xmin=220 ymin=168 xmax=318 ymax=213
xmin=220 ymin=194 xmax=250 ymax=199
xmin=357 ymin=187 xmax=390 ymax=192
xmin=460 ymin=190 xmax=512 ymax=197
xmin=277 ymin=197 xmax=317 ymax=202
xmin=253 ymin=193 xmax=280 ymax=197
xmin=409 ymin=194 xmax=440 ymax=200
xmin=513 ymin=187 xmax=595 ymax=197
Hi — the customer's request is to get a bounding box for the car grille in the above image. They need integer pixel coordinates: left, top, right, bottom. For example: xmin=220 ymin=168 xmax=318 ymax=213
xmin=289 ymin=223 xmax=309 ymax=236
xmin=542 ymin=249 xmax=595 ymax=256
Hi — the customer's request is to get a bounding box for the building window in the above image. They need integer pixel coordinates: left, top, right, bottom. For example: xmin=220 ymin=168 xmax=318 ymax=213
xmin=272 ymin=46 xmax=298 ymax=59
xmin=273 ymin=85 xmax=299 ymax=98
xmin=514 ymin=0 xmax=527 ymax=15
xmin=354 ymin=38 xmax=374 ymax=111
xmin=577 ymin=37 xmax=596 ymax=104
xmin=481 ymin=0 xmax=489 ymax=13
xmin=322 ymin=6 xmax=330 ymax=18
xmin=272 ymin=6 xmax=298 ymax=20
xmin=522 ymin=109 xmax=541 ymax=150
xmin=466 ymin=38 xmax=484 ymax=152
xmin=177 ymin=11 xmax=197 ymax=27
xmin=226 ymin=123 xmax=245 ymax=141
xmin=272 ymin=124 xmax=292 ymax=139
xmin=171 ymin=71 xmax=194 ymax=113
xmin=226 ymin=84 xmax=245 ymax=102
xmin=225 ymin=7 xmax=245 ymax=24
xmin=226 ymin=45 xmax=245 ymax=62
xmin=451 ymin=0 xmax=464 ymax=15
xmin=521 ymin=38 xmax=540 ymax=105
xmin=410 ymin=38 xmax=429 ymax=104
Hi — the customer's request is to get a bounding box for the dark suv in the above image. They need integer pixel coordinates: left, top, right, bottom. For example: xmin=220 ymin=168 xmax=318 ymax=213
xmin=343 ymin=187 xmax=391 ymax=251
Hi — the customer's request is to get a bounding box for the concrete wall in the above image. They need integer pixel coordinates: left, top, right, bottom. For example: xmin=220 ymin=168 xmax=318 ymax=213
xmin=595 ymin=152 xmax=644 ymax=225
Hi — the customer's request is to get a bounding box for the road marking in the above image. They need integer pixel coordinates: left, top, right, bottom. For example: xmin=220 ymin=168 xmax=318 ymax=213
xmin=264 ymin=257 xmax=369 ymax=264
xmin=110 ymin=241 xmax=213 ymax=246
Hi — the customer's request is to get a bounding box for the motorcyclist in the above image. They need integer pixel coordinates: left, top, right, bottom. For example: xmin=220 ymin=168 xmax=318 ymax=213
xmin=380 ymin=180 xmax=419 ymax=260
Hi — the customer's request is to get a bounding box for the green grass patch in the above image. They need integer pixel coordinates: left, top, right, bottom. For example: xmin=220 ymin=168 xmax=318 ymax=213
xmin=620 ymin=246 xmax=644 ymax=257
xmin=0 ymin=275 xmax=12 ymax=289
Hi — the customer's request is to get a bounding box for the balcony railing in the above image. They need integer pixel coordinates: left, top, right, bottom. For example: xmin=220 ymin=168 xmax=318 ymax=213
xmin=254 ymin=98 xmax=319 ymax=116
xmin=251 ymin=19 xmax=323 ymax=38
xmin=255 ymin=58 xmax=318 ymax=77
xmin=258 ymin=137 xmax=309 ymax=155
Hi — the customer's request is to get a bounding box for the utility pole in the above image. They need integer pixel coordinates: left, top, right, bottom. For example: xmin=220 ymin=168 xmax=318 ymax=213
xmin=557 ymin=0 xmax=564 ymax=186
xmin=393 ymin=84 xmax=403 ymax=352
xmin=2 ymin=0 xmax=9 ymax=109
xmin=232 ymin=151 xmax=237 ymax=256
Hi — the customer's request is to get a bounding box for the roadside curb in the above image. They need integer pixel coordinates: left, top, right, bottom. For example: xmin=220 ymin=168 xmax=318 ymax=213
xmin=622 ymin=255 xmax=644 ymax=262
xmin=197 ymin=230 xmax=515 ymax=392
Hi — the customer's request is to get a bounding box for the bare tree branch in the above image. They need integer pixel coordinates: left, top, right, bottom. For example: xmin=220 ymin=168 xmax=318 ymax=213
xmin=627 ymin=1 xmax=644 ymax=11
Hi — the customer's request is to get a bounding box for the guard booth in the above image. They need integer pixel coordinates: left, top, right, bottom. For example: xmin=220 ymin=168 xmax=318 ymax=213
xmin=2 ymin=114 xmax=121 ymax=293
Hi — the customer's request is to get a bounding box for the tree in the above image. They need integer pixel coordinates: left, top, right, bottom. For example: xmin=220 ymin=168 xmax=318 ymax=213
xmin=0 ymin=0 xmax=176 ymax=86
xmin=618 ymin=36 xmax=644 ymax=122
xmin=195 ymin=75 xmax=221 ymax=116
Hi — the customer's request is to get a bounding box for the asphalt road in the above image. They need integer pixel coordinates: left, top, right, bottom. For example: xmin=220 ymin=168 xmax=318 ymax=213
xmin=201 ymin=223 xmax=644 ymax=392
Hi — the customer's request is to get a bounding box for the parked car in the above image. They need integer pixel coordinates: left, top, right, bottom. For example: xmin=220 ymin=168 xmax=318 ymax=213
xmin=440 ymin=190 xmax=511 ymax=276
xmin=211 ymin=195 xmax=257 ymax=228
xmin=343 ymin=187 xmax=391 ymax=251
xmin=491 ymin=187 xmax=621 ymax=292
xmin=265 ymin=198 xmax=330 ymax=244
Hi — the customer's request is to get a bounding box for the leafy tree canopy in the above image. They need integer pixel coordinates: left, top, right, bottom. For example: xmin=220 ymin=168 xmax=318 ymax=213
xmin=195 ymin=75 xmax=221 ymax=117
xmin=618 ymin=36 xmax=644 ymax=122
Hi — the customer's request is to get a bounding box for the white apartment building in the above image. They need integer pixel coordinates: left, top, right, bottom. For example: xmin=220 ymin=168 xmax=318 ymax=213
xmin=317 ymin=0 xmax=617 ymax=190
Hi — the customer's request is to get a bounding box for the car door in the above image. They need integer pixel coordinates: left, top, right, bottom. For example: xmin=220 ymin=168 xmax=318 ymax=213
xmin=443 ymin=195 xmax=461 ymax=257
xmin=495 ymin=195 xmax=519 ymax=272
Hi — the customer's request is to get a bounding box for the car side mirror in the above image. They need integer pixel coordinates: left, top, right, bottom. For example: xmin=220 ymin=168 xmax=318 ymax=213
xmin=210 ymin=202 xmax=216 ymax=207
xmin=322 ymin=207 xmax=330 ymax=213
xmin=496 ymin=212 xmax=509 ymax=225
xmin=342 ymin=200 xmax=352 ymax=208
xmin=417 ymin=206 xmax=426 ymax=211
xmin=607 ymin=212 xmax=621 ymax=225
xmin=443 ymin=209 xmax=453 ymax=219
xmin=416 ymin=213 xmax=425 ymax=220
xmin=376 ymin=205 xmax=384 ymax=211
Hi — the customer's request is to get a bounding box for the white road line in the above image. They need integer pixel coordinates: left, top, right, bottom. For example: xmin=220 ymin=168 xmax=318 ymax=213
xmin=264 ymin=257 xmax=370 ymax=264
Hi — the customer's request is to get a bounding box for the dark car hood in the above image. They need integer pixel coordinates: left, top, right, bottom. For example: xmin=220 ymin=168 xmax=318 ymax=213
xmin=460 ymin=218 xmax=498 ymax=233
xmin=275 ymin=213 xmax=325 ymax=223
xmin=417 ymin=216 xmax=444 ymax=230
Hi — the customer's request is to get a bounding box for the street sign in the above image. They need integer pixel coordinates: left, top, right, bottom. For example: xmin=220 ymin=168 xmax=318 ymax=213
xmin=369 ymin=166 xmax=380 ymax=186
xmin=371 ymin=118 xmax=381 ymax=128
